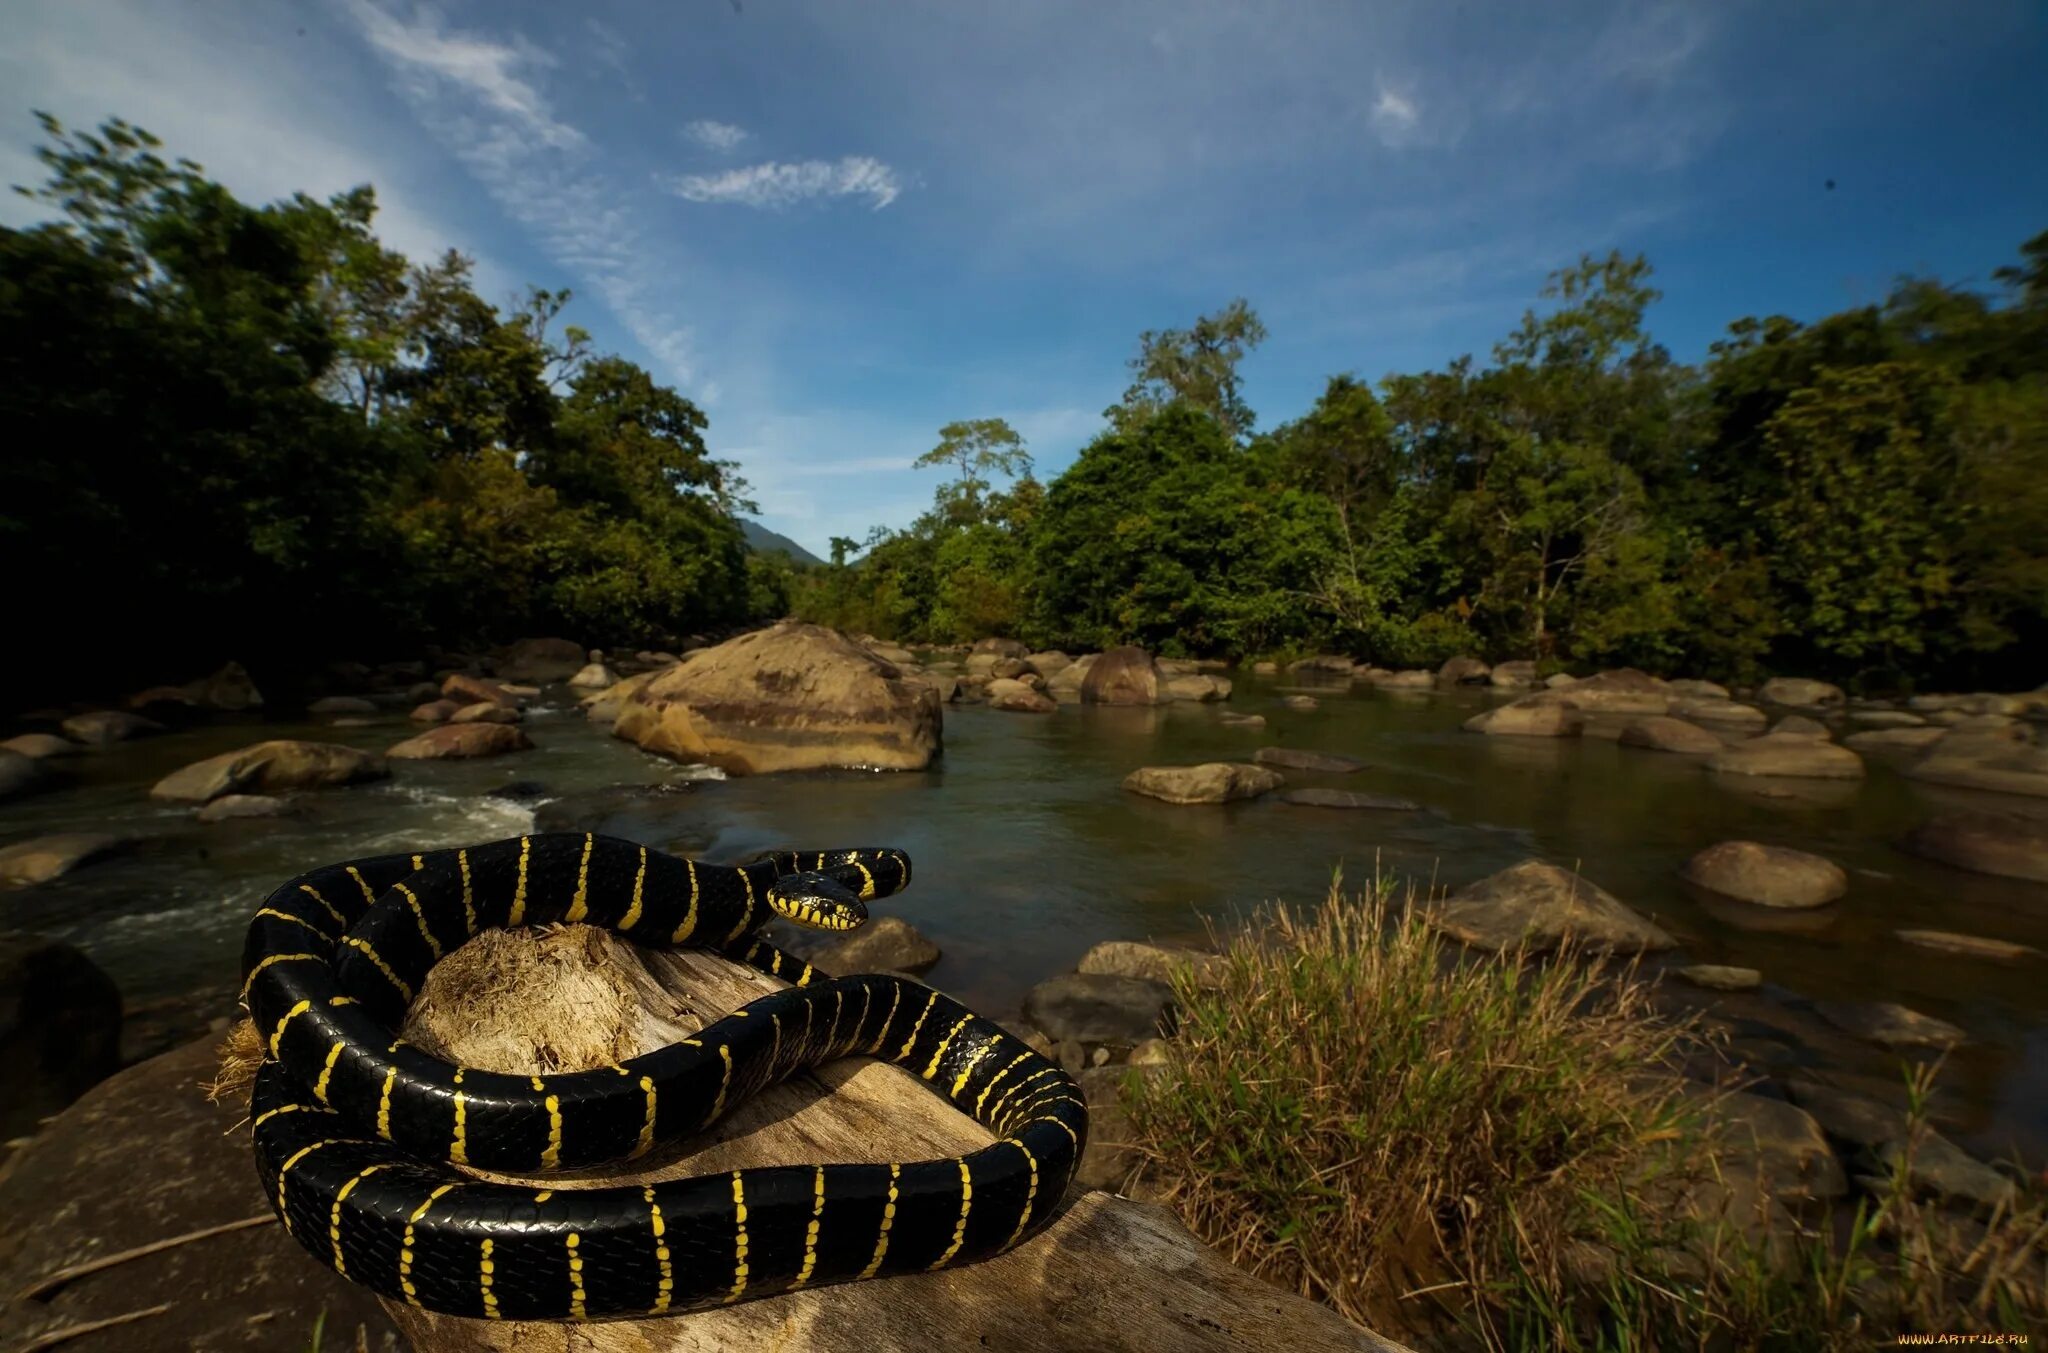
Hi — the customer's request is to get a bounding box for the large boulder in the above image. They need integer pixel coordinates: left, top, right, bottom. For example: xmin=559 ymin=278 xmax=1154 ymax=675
xmin=0 ymin=932 xmax=121 ymax=1139
xmin=0 ymin=750 xmax=46 ymax=800
xmin=1253 ymin=746 xmax=1365 ymax=773
xmin=814 ymin=916 xmax=941 ymax=974
xmin=1905 ymin=731 xmax=2048 ymax=798
xmin=61 ymin=709 xmax=164 ymax=746
xmin=1547 ymin=668 xmax=1670 ymax=715
xmin=971 ymin=636 xmax=1030 ymax=659
xmin=568 ymin=661 xmax=617 ymax=690
xmin=1770 ymin=713 xmax=1833 ymax=739
xmin=1666 ymin=679 xmax=1731 ymax=700
xmin=0 ymin=832 xmax=129 ymax=888
xmin=0 ymin=732 xmax=76 ymax=759
xmin=611 ymin=623 xmax=942 ymax=774
xmin=1025 ymin=650 xmax=1072 ymax=677
xmin=1082 ymin=646 xmax=1166 ymax=706
xmin=1165 ymin=674 xmax=1232 ymax=703
xmin=386 ymin=723 xmax=534 ymax=759
xmin=1619 ymin=716 xmax=1724 ymax=754
xmin=1121 ymin=762 xmax=1283 ymax=805
xmin=1489 ymin=660 xmax=1539 ymax=688
xmin=1680 ymin=840 xmax=1848 ymax=908
xmin=1678 ymin=699 xmax=1768 ymax=730
xmin=1437 ymin=656 xmax=1491 ymax=686
xmin=1694 ymin=1090 xmax=1847 ymax=1203
xmin=987 ymin=678 xmax=1056 ymax=713
xmin=1424 ymin=860 xmax=1676 ymax=954
xmin=1759 ymin=677 xmax=1845 ymax=709
xmin=581 ymin=668 xmax=662 ymax=725
xmin=1787 ymin=1079 xmax=2017 ymax=1212
xmin=1706 ymin=734 xmax=1865 ymax=780
xmin=1463 ymin=696 xmax=1584 ymax=737
xmin=496 ymin=635 xmax=587 ymax=683
xmin=1902 ymin=814 xmax=2048 ymax=883
xmin=1024 ymin=973 xmax=1173 ymax=1043
xmin=450 ymin=700 xmax=522 ymax=724
xmin=149 ymin=739 xmax=389 ymax=804
xmin=442 ymin=672 xmax=519 ymax=707
xmin=1076 ymin=940 xmax=1228 ymax=990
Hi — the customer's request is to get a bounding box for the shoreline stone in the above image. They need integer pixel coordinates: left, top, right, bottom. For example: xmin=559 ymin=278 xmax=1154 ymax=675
xmin=1425 ymin=859 xmax=1676 ymax=954
xmin=1681 ymin=841 xmax=1848 ymax=909
xmin=150 ymin=739 xmax=389 ymax=803
xmin=1121 ymin=763 xmax=1284 ymax=805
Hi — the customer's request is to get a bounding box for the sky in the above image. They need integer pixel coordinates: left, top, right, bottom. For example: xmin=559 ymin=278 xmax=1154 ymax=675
xmin=4 ymin=2 xmax=2045 ymax=557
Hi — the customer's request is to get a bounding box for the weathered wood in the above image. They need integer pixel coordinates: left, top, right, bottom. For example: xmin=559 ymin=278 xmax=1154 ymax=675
xmin=385 ymin=925 xmax=1407 ymax=1353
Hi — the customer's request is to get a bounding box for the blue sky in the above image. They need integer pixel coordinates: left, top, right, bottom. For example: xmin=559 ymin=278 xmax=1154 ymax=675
xmin=5 ymin=2 xmax=2045 ymax=556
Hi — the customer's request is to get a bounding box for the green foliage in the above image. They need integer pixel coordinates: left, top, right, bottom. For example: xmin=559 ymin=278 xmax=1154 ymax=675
xmin=1111 ymin=297 xmax=1268 ymax=441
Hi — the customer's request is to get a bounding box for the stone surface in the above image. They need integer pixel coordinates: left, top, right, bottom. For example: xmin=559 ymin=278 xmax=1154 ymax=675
xmin=1077 ymin=940 xmax=1228 ymax=990
xmin=1906 ymin=727 xmax=2048 ymax=797
xmin=1695 ymin=1090 xmax=1847 ymax=1202
xmin=1546 ymin=669 xmax=1670 ymax=715
xmin=1893 ymin=929 xmax=2043 ymax=961
xmin=1437 ymin=656 xmax=1491 ymax=685
xmin=1121 ymin=762 xmax=1284 ymax=805
xmin=0 ymin=732 xmax=76 ymax=759
xmin=1666 ymin=679 xmax=1731 ymax=700
xmin=0 ymin=832 xmax=129 ymax=887
xmin=1769 ymin=713 xmax=1833 ymax=739
xmin=0 ymin=931 xmax=122 ymax=1139
xmin=441 ymin=672 xmax=519 ymax=707
xmin=1081 ymin=645 xmax=1167 ymax=706
xmin=1674 ymin=964 xmax=1763 ymax=991
xmin=497 ymin=635 xmax=587 ymax=683
xmin=1024 ymin=650 xmax=1072 ymax=677
xmin=61 ymin=709 xmax=164 ymax=746
xmin=1848 ymin=710 xmax=1926 ymax=728
xmin=1619 ymin=716 xmax=1724 ymax=754
xmin=386 ymin=722 xmax=534 ymax=759
xmin=1489 ymin=660 xmax=1539 ymax=688
xmin=1678 ymin=699 xmax=1768 ymax=729
xmin=1367 ymin=670 xmax=1435 ymax=690
xmin=0 ymin=749 xmax=46 ymax=799
xmin=1253 ymin=746 xmax=1366 ymax=773
xmin=1787 ymin=1078 xmax=2017 ymax=1212
xmin=150 ymin=740 xmax=389 ymax=803
xmin=1280 ymin=694 xmax=1320 ymax=710
xmin=1759 ymin=677 xmax=1846 ymax=709
xmin=1216 ymin=712 xmax=1266 ymax=729
xmin=971 ymin=636 xmax=1030 ymax=659
xmin=195 ymin=793 xmax=297 ymax=823
xmin=1165 ymin=674 xmax=1233 ymax=703
xmin=1425 ymin=859 xmax=1676 ymax=954
xmin=410 ymin=698 xmax=462 ymax=723
xmin=1281 ymin=788 xmax=1421 ymax=811
xmin=1681 ymin=840 xmax=1848 ymax=909
xmin=987 ymin=678 xmax=1057 ymax=713
xmin=1024 ymin=972 xmax=1174 ymax=1043
xmin=1902 ymin=813 xmax=2048 ymax=883
xmin=450 ymin=699 xmax=522 ymax=724
xmin=1706 ymin=734 xmax=1865 ymax=780
xmin=1842 ymin=726 xmax=1945 ymax=755
xmin=612 ymin=622 xmax=943 ymax=774
xmin=1463 ymin=696 xmax=1584 ymax=737
xmin=814 ymin=915 xmax=942 ymax=975
xmin=307 ymin=695 xmax=376 ymax=715
xmin=1813 ymin=1000 xmax=1966 ymax=1049
xmin=568 ymin=661 xmax=617 ymax=690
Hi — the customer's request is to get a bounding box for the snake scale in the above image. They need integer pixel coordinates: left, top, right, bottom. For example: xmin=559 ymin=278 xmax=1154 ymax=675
xmin=239 ymin=832 xmax=1087 ymax=1321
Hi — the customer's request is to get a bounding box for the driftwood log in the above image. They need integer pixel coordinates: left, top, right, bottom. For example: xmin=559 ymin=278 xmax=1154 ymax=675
xmin=377 ymin=924 xmax=1407 ymax=1353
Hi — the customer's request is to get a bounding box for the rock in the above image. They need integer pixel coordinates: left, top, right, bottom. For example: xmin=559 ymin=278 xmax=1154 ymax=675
xmin=1907 ymin=733 xmax=2048 ymax=798
xmin=410 ymin=698 xmax=462 ymax=722
xmin=125 ymin=683 xmax=198 ymax=713
xmin=1706 ymin=734 xmax=1865 ymax=780
xmin=1165 ymin=674 xmax=1232 ymax=703
xmin=1546 ymin=668 xmax=1670 ymax=715
xmin=60 ymin=709 xmax=164 ymax=746
xmin=582 ymin=668 xmax=663 ymax=725
xmin=387 ymin=723 xmax=534 ymax=759
xmin=0 ymin=1037 xmax=405 ymax=1353
xmin=150 ymin=739 xmax=389 ymax=803
xmin=1894 ymin=929 xmax=2042 ymax=961
xmin=1425 ymin=860 xmax=1675 ymax=954
xmin=1280 ymin=694 xmax=1319 ymax=710
xmin=1129 ymin=1038 xmax=1172 ymax=1067
xmin=0 ymin=750 xmax=46 ymax=800
xmin=569 ymin=662 xmax=618 ymax=690
xmin=0 ymin=932 xmax=121 ymax=1139
xmin=450 ymin=700 xmax=522 ymax=725
xmin=1843 ymin=726 xmax=1945 ymax=755
xmin=1081 ymin=646 xmax=1166 ymax=706
xmin=1769 ymin=714 xmax=1833 ymax=739
xmin=1787 ymin=1079 xmax=2017 ymax=1212
xmin=1489 ymin=660 xmax=1539 ymax=688
xmin=987 ymin=678 xmax=1056 ymax=713
xmin=1759 ymin=677 xmax=1845 ymax=709
xmin=1437 ymin=656 xmax=1491 ymax=685
xmin=868 ymin=644 xmax=917 ymax=666
xmin=1121 ymin=763 xmax=1284 ymax=805
xmin=1073 ymin=1064 xmax=1155 ymax=1192
xmin=971 ymin=636 xmax=1030 ymax=659
xmin=441 ymin=672 xmax=518 ymax=708
xmin=1463 ymin=696 xmax=1584 ymax=737
xmin=1680 ymin=841 xmax=1848 ymax=909
xmin=1077 ymin=940 xmax=1228 ymax=990
xmin=1544 ymin=672 xmax=1580 ymax=689
xmin=1252 ymin=660 xmax=1279 ymax=675
xmin=1694 ymin=1090 xmax=1847 ymax=1202
xmin=1813 ymin=1001 xmax=1966 ymax=1050
xmin=814 ymin=916 xmax=942 ymax=974
xmin=1216 ymin=712 xmax=1266 ymax=729
xmin=1849 ymin=710 xmax=1925 ymax=728
xmin=0 ymin=732 xmax=75 ymax=759
xmin=1678 ymin=699 xmax=1767 ymax=729
xmin=991 ymin=657 xmax=1030 ymax=679
xmin=1286 ymin=655 xmax=1356 ymax=675
xmin=611 ymin=623 xmax=942 ymax=774
xmin=496 ymin=636 xmax=587 ymax=683
xmin=194 ymin=793 xmax=297 ymax=823
xmin=1368 ymin=669 xmax=1435 ymax=690
xmin=307 ymin=695 xmax=376 ymax=715
xmin=1666 ymin=679 xmax=1731 ymax=700
xmin=1253 ymin=746 xmax=1365 ymax=773
xmin=1619 ymin=717 xmax=1724 ymax=754
xmin=1281 ymin=788 xmax=1421 ymax=812
xmin=1025 ymin=651 xmax=1072 ymax=677
xmin=1674 ymin=964 xmax=1762 ymax=991
xmin=1902 ymin=813 xmax=2048 ymax=883
xmin=1025 ymin=973 xmax=1174 ymax=1043
xmin=0 ymin=832 xmax=129 ymax=887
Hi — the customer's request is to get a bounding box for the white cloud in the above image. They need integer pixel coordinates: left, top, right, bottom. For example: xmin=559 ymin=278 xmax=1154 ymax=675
xmin=1370 ymin=84 xmax=1421 ymax=146
xmin=665 ymin=156 xmax=905 ymax=210
xmin=342 ymin=0 xmax=581 ymax=151
xmin=682 ymin=119 xmax=750 ymax=152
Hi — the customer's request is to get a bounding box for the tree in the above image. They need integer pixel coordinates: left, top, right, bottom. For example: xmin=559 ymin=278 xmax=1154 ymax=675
xmin=913 ymin=418 xmax=1032 ymax=524
xmin=1110 ymin=299 xmax=1267 ymax=440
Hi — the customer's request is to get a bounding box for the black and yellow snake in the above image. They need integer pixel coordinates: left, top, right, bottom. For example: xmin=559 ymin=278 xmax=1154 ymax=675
xmin=239 ymin=832 xmax=1087 ymax=1320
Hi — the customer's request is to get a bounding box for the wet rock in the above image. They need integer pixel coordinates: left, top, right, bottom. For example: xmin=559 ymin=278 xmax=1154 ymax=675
xmin=1619 ymin=716 xmax=1724 ymax=754
xmin=1666 ymin=679 xmax=1731 ymax=700
xmin=530 ymin=782 xmax=698 ymax=835
xmin=1368 ymin=669 xmax=1435 ymax=690
xmin=1121 ymin=762 xmax=1284 ymax=805
xmin=150 ymin=740 xmax=389 ymax=803
xmin=1678 ymin=699 xmax=1768 ymax=729
xmin=1902 ymin=813 xmax=2048 ymax=883
xmin=1813 ymin=1000 xmax=1966 ymax=1050
xmin=1077 ymin=940 xmax=1228 ymax=990
xmin=1548 ymin=669 xmax=1671 ymax=715
xmin=867 ymin=643 xmax=917 ymax=666
xmin=815 ymin=916 xmax=941 ymax=975
xmin=1438 ymin=656 xmax=1491 ymax=685
xmin=1025 ymin=973 xmax=1174 ymax=1043
xmin=410 ymin=698 xmax=462 ymax=723
xmin=0 ymin=931 xmax=121 ymax=1139
xmin=1280 ymin=694 xmax=1319 ymax=710
xmin=0 ymin=750 xmax=47 ymax=800
xmin=1287 ymin=654 xmax=1356 ymax=675
xmin=1425 ymin=860 xmax=1676 ymax=954
xmin=971 ymin=636 xmax=1030 ymax=660
xmin=0 ymin=732 xmax=75 ymax=759
xmin=450 ymin=700 xmax=522 ymax=725
xmin=1894 ymin=929 xmax=2042 ymax=961
xmin=1849 ymin=710 xmax=1925 ymax=728
xmin=580 ymin=669 xmax=661 ymax=725
xmin=307 ymin=695 xmax=376 ymax=715
xmin=0 ymin=832 xmax=130 ymax=887
xmin=1681 ymin=841 xmax=1848 ymax=909
xmin=987 ymin=678 xmax=1056 ymax=713
xmin=1463 ymin=696 xmax=1584 ymax=737
xmin=1252 ymin=660 xmax=1279 ymax=675
xmin=1281 ymin=788 xmax=1420 ymax=811
xmin=387 ymin=723 xmax=534 ymax=759
xmin=991 ymin=658 xmax=1030 ymax=680
xmin=1253 ymin=746 xmax=1365 ymax=773
xmin=497 ymin=636 xmax=587 ymax=684
xmin=1025 ymin=650 xmax=1072 ymax=677
xmin=1693 ymin=1089 xmax=1847 ymax=1202
xmin=1769 ymin=713 xmax=1833 ymax=739
xmin=60 ymin=709 xmax=164 ymax=746
xmin=1843 ymin=726 xmax=1945 ymax=755
xmin=1907 ymin=733 xmax=2048 ymax=798
xmin=1759 ymin=677 xmax=1846 ymax=709
xmin=1216 ymin=712 xmax=1266 ymax=729
xmin=441 ymin=672 xmax=519 ymax=708
xmin=1544 ymin=672 xmax=1580 ymax=689
xmin=1165 ymin=674 xmax=1232 ymax=703
xmin=1706 ymin=734 xmax=1865 ymax=780
xmin=1081 ymin=645 xmax=1167 ymax=706
xmin=0 ymin=1037 xmax=405 ymax=1353
xmin=1489 ymin=660 xmax=1539 ymax=688
xmin=611 ymin=623 xmax=942 ymax=774
xmin=569 ymin=662 xmax=617 ymax=690
xmin=1674 ymin=964 xmax=1762 ymax=991
xmin=195 ymin=793 xmax=296 ymax=823
xmin=1074 ymin=1064 xmax=1158 ymax=1191
xmin=1786 ymin=1078 xmax=2017 ymax=1212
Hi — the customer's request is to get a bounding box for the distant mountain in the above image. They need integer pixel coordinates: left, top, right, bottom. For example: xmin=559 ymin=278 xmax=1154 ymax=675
xmin=738 ymin=519 xmax=826 ymax=568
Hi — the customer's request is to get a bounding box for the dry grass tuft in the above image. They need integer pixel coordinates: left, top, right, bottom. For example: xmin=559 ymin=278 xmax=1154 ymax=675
xmin=206 ymin=1017 xmax=263 ymax=1108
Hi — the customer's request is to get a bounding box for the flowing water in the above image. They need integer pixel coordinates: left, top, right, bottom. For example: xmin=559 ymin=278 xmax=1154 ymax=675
xmin=5 ymin=672 xmax=2045 ymax=1163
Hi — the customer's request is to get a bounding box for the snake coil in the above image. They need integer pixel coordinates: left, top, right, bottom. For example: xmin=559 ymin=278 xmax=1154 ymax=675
xmin=240 ymin=832 xmax=1086 ymax=1320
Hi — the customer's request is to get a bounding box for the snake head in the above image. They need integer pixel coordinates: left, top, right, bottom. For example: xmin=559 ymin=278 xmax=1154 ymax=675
xmin=765 ymin=871 xmax=869 ymax=931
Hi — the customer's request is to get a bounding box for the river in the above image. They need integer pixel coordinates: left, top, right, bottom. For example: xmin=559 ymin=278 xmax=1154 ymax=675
xmin=4 ymin=669 xmax=2044 ymax=1164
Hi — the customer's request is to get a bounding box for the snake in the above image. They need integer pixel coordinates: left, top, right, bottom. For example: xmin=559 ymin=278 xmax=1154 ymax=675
xmin=239 ymin=832 xmax=1087 ymax=1321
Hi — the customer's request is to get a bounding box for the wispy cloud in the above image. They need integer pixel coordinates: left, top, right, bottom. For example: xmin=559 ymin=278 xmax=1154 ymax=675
xmin=682 ymin=118 xmax=749 ymax=152
xmin=1369 ymin=83 xmax=1421 ymax=147
xmin=343 ymin=0 xmax=580 ymax=150
xmin=665 ymin=156 xmax=905 ymax=210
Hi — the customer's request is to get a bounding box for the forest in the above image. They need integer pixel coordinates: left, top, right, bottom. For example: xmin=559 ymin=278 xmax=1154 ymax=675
xmin=4 ymin=114 xmax=2044 ymax=705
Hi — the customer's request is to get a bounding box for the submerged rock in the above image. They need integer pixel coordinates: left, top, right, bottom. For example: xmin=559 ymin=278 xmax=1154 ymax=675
xmin=1706 ymin=734 xmax=1865 ymax=780
xmin=450 ymin=700 xmax=522 ymax=725
xmin=1813 ymin=1000 xmax=1966 ymax=1050
xmin=0 ymin=750 xmax=46 ymax=801
xmin=0 ymin=732 xmax=76 ymax=759
xmin=195 ymin=793 xmax=296 ymax=823
xmin=1894 ymin=929 xmax=2042 ymax=961
xmin=0 ymin=832 xmax=130 ymax=887
xmin=1280 ymin=694 xmax=1320 ymax=710
xmin=1902 ymin=813 xmax=2048 ymax=883
xmin=1281 ymin=788 xmax=1421 ymax=811
xmin=1425 ymin=859 xmax=1676 ymax=954
xmin=1619 ymin=716 xmax=1724 ymax=754
xmin=60 ymin=709 xmax=164 ymax=746
xmin=1674 ymin=964 xmax=1763 ymax=991
xmin=1681 ymin=841 xmax=1848 ymax=909
xmin=1121 ymin=763 xmax=1283 ymax=805
xmin=1463 ymin=696 xmax=1584 ymax=737
xmin=1253 ymin=746 xmax=1365 ymax=773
